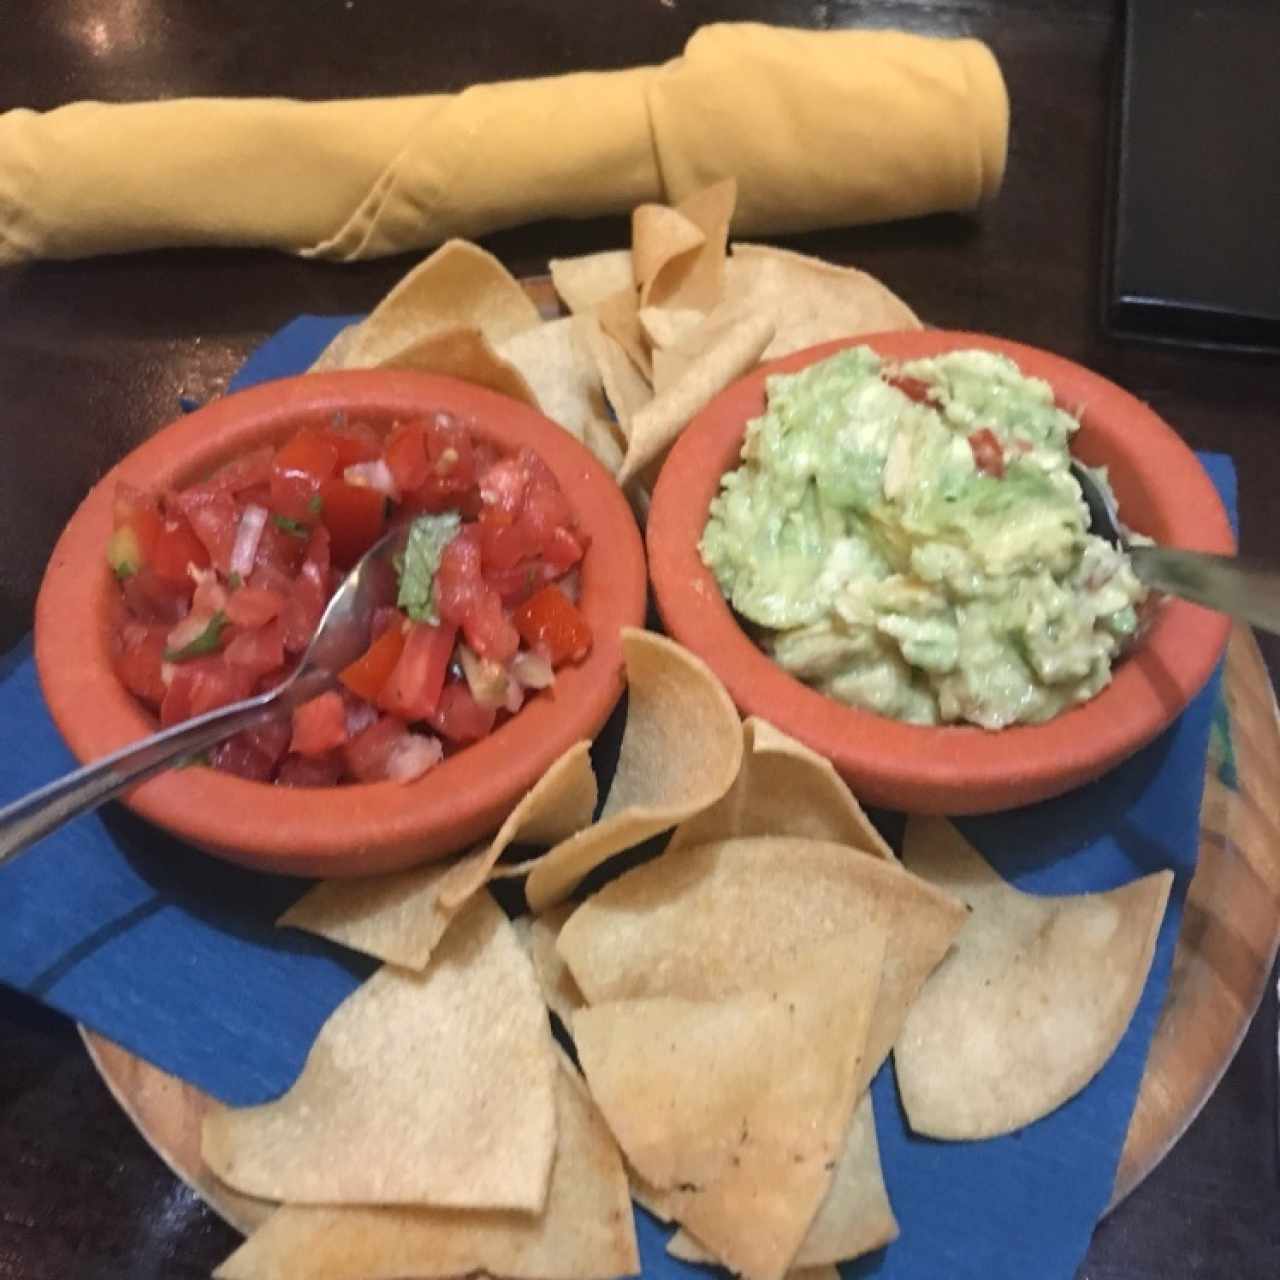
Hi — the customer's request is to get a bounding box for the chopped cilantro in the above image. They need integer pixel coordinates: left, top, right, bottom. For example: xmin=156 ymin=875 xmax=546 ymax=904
xmin=164 ymin=612 xmax=228 ymax=662
xmin=307 ymin=493 xmax=325 ymax=515
xmin=227 ymin=571 xmax=244 ymax=589
xmin=272 ymin=513 xmax=311 ymax=539
xmin=396 ymin=512 xmax=461 ymax=624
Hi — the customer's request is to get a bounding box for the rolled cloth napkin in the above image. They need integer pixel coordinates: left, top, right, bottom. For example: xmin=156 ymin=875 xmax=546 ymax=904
xmin=0 ymin=23 xmax=1008 ymax=265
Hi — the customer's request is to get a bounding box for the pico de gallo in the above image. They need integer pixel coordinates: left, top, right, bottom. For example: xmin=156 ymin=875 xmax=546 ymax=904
xmin=108 ymin=411 xmax=593 ymax=786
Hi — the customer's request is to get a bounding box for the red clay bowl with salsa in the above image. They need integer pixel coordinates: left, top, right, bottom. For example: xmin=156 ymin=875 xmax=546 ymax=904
xmin=35 ymin=371 xmax=646 ymax=875
xmin=647 ymin=331 xmax=1234 ymax=815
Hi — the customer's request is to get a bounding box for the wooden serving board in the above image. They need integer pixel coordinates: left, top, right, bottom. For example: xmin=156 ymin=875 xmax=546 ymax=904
xmin=80 ymin=624 xmax=1280 ymax=1234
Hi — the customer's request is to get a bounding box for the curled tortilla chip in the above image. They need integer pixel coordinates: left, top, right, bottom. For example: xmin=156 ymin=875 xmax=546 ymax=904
xmin=513 ymin=903 xmax=585 ymax=1028
xmin=378 ymin=326 xmax=539 ymax=407
xmin=583 ymin=415 xmax=627 ymax=477
xmin=308 ymin=323 xmax=361 ymax=372
xmin=344 ymin=239 xmax=540 ymax=367
xmin=667 ymin=717 xmax=894 ymax=861
xmin=642 ymin=179 xmax=737 ymax=312
xmin=575 ymin=932 xmax=883 ymax=1280
xmin=666 ymin=1095 xmax=898 ymax=1267
xmin=631 ymin=203 xmax=706 ymax=299
xmin=214 ymin=1055 xmax=638 ymax=1280
xmin=597 ymin=286 xmax=653 ymax=381
xmin=725 ymin=242 xmax=921 ymax=360
xmin=616 ymin=311 xmax=774 ymax=486
xmin=522 ymin=629 xmax=743 ymax=914
xmin=550 ymin=250 xmax=635 ymax=315
xmin=638 ymin=306 xmax=705 ymax=352
xmin=895 ymin=818 xmax=1174 ymax=1139
xmin=204 ymin=894 xmax=557 ymax=1209
xmin=582 ymin=315 xmax=653 ymax=436
xmin=493 ymin=315 xmax=608 ymax=440
xmin=557 ymin=834 xmax=965 ymax=1094
xmin=277 ymin=742 xmax=596 ymax=970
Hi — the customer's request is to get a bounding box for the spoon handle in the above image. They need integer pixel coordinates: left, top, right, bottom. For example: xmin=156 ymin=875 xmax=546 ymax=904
xmin=0 ymin=692 xmax=284 ymax=866
xmin=1131 ymin=546 xmax=1280 ymax=636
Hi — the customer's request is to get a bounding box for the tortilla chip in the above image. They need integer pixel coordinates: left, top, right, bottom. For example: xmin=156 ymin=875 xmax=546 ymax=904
xmin=308 ymin=323 xmax=361 ymax=372
xmin=574 ymin=932 xmax=883 ymax=1280
xmin=666 ymin=717 xmax=894 ymax=861
xmin=895 ymin=818 xmax=1174 ymax=1139
xmin=638 ymin=306 xmax=705 ymax=352
xmin=550 ymin=250 xmax=635 ymax=315
xmin=377 ymin=326 xmax=539 ymax=406
xmin=597 ymin=287 xmax=653 ymax=381
xmin=631 ymin=203 xmax=706 ymax=300
xmin=522 ymin=630 xmax=743 ymax=914
xmin=582 ymin=315 xmax=653 ymax=435
xmin=666 ymin=1095 xmax=898 ymax=1267
xmin=725 ymin=242 xmax=921 ymax=360
xmin=583 ymin=415 xmax=627 ymax=477
xmin=214 ymin=1055 xmax=637 ymax=1280
xmin=616 ymin=311 xmax=774 ymax=486
xmin=557 ymin=834 xmax=965 ymax=1094
xmin=204 ymin=894 xmax=557 ymax=1209
xmin=643 ymin=179 xmax=737 ymax=312
xmin=344 ymin=239 xmax=540 ymax=367
xmin=513 ymin=903 xmax=585 ymax=1027
xmin=494 ymin=315 xmax=608 ymax=441
xmin=277 ymin=742 xmax=596 ymax=970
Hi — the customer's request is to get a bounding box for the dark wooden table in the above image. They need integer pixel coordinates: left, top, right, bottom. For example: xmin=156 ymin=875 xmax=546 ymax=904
xmin=2 ymin=2 xmax=1278 ymax=1277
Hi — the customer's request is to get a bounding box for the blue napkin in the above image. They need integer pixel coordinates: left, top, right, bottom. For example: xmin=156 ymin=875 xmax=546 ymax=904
xmin=0 ymin=315 xmax=1236 ymax=1279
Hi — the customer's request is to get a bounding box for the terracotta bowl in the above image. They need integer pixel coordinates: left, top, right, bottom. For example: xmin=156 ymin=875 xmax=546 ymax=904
xmin=647 ymin=331 xmax=1234 ymax=815
xmin=35 ymin=371 xmax=647 ymax=876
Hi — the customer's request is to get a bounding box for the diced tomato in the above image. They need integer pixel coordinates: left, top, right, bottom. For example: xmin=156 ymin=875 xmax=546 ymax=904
xmin=111 ymin=621 xmax=169 ymax=708
xmin=121 ymin=568 xmax=191 ymax=624
xmin=281 ymin=527 xmax=331 ymax=653
xmin=109 ymin=485 xmax=166 ymax=578
xmin=160 ymin=656 xmax=252 ymax=726
xmin=276 ymin=751 xmax=345 ymax=788
xmin=225 ymin=584 xmax=285 ymax=629
xmin=478 ymin=512 xmax=534 ymax=572
xmin=270 ymin=429 xmax=339 ymax=522
xmin=147 ymin=514 xmax=210 ymax=588
xmin=370 ymin=605 xmax=403 ymax=641
xmin=253 ymin=520 xmax=308 ymax=578
xmin=519 ymin=465 xmax=572 ymax=546
xmin=319 ymin=477 xmax=386 ymax=566
xmin=289 ymin=691 xmax=349 ymax=757
xmin=436 ymin=527 xmax=519 ymax=662
xmin=224 ymin=617 xmax=286 ymax=679
xmin=343 ymin=715 xmax=409 ymax=783
xmin=513 ymin=585 xmax=593 ymax=667
xmin=341 ymin=691 xmax=380 ymax=739
xmin=426 ymin=680 xmax=497 ymax=745
xmin=172 ymin=485 xmax=240 ymax=574
xmin=191 ymin=570 xmax=228 ymax=618
xmin=210 ymin=719 xmax=291 ymax=782
xmin=483 ymin=559 xmax=560 ymax=607
xmin=478 ymin=456 xmax=528 ymax=520
xmin=543 ymin=525 xmax=585 ymax=574
xmin=340 ymin=620 xmax=406 ymax=702
xmin=384 ymin=421 xmax=430 ymax=494
xmin=967 ymin=428 xmax=1006 ymax=479
xmin=206 ymin=446 xmax=275 ymax=494
xmin=376 ymin=622 xmax=455 ymax=720
xmin=323 ymin=421 xmax=382 ymax=469
xmin=887 ymin=374 xmax=932 ymax=404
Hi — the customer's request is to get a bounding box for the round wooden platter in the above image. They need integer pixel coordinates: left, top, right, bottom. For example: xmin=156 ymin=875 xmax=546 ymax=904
xmin=80 ymin=623 xmax=1280 ymax=1236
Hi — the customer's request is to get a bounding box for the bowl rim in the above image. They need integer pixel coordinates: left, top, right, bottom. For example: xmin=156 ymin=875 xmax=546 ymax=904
xmin=34 ymin=370 xmax=647 ymax=875
xmin=646 ymin=330 xmax=1235 ymax=815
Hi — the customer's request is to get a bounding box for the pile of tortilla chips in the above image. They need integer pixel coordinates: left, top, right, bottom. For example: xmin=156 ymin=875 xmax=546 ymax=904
xmin=202 ymin=630 xmax=1171 ymax=1280
xmin=310 ymin=177 xmax=919 ymax=509
xmin=198 ymin=193 xmax=1174 ymax=1279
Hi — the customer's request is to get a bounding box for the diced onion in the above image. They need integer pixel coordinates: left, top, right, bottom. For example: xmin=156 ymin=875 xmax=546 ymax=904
xmin=458 ymin=643 xmax=512 ymax=709
xmin=166 ymin=611 xmax=214 ymax=653
xmin=503 ymin=681 xmax=525 ymax=715
xmin=509 ymin=649 xmax=555 ymax=691
xmin=230 ymin=503 xmax=269 ymax=579
xmin=344 ymin=698 xmax=379 ymax=738
xmin=386 ymin=732 xmax=443 ymax=783
xmin=557 ymin=569 xmax=581 ymax=604
xmin=343 ymin=459 xmax=398 ymax=498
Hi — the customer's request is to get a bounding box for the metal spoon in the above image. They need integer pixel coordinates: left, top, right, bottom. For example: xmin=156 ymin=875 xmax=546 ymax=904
xmin=1071 ymin=460 xmax=1280 ymax=634
xmin=0 ymin=522 xmax=410 ymax=866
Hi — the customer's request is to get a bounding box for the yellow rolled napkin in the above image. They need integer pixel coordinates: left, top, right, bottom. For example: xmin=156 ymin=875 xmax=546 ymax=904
xmin=0 ymin=23 xmax=1007 ymax=266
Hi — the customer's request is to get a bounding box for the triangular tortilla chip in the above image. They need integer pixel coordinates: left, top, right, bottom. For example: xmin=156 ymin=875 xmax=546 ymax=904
xmin=666 ymin=1095 xmax=898 ymax=1267
xmin=725 ymin=242 xmax=921 ymax=360
xmin=616 ymin=311 xmax=773 ymax=486
xmin=574 ymin=932 xmax=884 ymax=1280
xmin=309 ymin=322 xmax=361 ymax=372
xmin=277 ymin=742 xmax=596 ymax=969
xmin=557 ymin=835 xmax=965 ymax=1094
xmin=345 ymin=239 xmax=540 ymax=366
xmin=667 ymin=717 xmax=894 ymax=861
xmin=550 ymin=250 xmax=635 ymax=315
xmin=204 ymin=894 xmax=557 ymax=1209
xmin=582 ymin=314 xmax=652 ymax=435
xmin=512 ymin=903 xmax=585 ymax=1027
xmin=895 ymin=818 xmax=1174 ymax=1139
xmin=638 ymin=306 xmax=705 ymax=352
xmin=582 ymin=414 xmax=627 ymax=476
xmin=631 ymin=203 xmax=706 ymax=300
xmin=378 ymin=326 xmax=539 ymax=406
xmin=214 ymin=1055 xmax=637 ymax=1280
xmin=597 ymin=286 xmax=653 ymax=380
xmin=522 ymin=630 xmax=743 ymax=913
xmin=643 ymin=179 xmax=737 ymax=312
xmin=495 ymin=315 xmax=608 ymax=441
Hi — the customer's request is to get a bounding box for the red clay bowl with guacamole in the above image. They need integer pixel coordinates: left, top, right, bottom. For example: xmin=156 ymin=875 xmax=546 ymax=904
xmin=647 ymin=331 xmax=1234 ymax=815
xmin=35 ymin=371 xmax=646 ymax=875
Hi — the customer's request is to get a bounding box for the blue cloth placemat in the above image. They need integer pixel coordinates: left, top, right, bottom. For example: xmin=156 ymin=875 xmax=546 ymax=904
xmin=0 ymin=315 xmax=1237 ymax=1279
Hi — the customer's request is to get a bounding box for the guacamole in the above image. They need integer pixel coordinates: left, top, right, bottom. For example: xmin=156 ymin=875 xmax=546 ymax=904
xmin=699 ymin=347 xmax=1147 ymax=729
